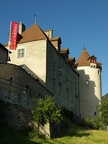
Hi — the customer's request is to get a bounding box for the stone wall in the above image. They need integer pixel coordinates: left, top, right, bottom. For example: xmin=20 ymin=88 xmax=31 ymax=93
xmin=0 ymin=99 xmax=60 ymax=139
xmin=0 ymin=63 xmax=54 ymax=137
xmin=0 ymin=100 xmax=32 ymax=130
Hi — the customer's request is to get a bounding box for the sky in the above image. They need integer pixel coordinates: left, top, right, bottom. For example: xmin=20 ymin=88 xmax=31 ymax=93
xmin=0 ymin=0 xmax=108 ymax=95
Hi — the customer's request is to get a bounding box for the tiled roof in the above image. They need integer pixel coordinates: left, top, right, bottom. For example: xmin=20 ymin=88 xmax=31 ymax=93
xmin=76 ymin=48 xmax=90 ymax=66
xmin=0 ymin=43 xmax=11 ymax=53
xmin=49 ymin=37 xmax=61 ymax=43
xmin=19 ymin=24 xmax=47 ymax=44
xmin=68 ymin=57 xmax=76 ymax=66
xmin=68 ymin=57 xmax=76 ymax=62
xmin=60 ymin=48 xmax=69 ymax=59
xmin=60 ymin=48 xmax=69 ymax=54
xmin=0 ymin=43 xmax=7 ymax=50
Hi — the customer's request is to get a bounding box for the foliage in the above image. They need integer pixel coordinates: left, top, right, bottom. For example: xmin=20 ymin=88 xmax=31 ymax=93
xmin=81 ymin=116 xmax=98 ymax=129
xmin=1 ymin=122 xmax=108 ymax=144
xmin=97 ymin=96 xmax=108 ymax=126
xmin=81 ymin=94 xmax=108 ymax=130
xmin=33 ymin=95 xmax=62 ymax=125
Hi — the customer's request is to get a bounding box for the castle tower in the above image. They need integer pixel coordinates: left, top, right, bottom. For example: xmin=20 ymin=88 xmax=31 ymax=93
xmin=76 ymin=48 xmax=102 ymax=119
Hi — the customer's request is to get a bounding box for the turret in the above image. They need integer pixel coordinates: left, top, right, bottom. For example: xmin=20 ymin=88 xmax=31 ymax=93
xmin=76 ymin=48 xmax=102 ymax=119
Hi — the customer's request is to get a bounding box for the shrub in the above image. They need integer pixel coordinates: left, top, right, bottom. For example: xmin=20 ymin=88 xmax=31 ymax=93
xmin=82 ymin=116 xmax=99 ymax=129
xmin=33 ymin=95 xmax=62 ymax=125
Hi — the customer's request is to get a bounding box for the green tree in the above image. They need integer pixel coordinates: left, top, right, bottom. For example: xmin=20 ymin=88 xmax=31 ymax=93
xmin=33 ymin=95 xmax=62 ymax=125
xmin=97 ymin=95 xmax=108 ymax=126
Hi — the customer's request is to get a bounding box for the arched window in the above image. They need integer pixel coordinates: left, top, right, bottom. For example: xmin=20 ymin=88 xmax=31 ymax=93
xmin=9 ymin=77 xmax=13 ymax=86
xmin=23 ymin=85 xmax=29 ymax=94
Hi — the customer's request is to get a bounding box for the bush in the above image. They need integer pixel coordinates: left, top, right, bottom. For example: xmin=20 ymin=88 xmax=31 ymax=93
xmin=82 ymin=116 xmax=99 ymax=129
xmin=33 ymin=95 xmax=63 ymax=125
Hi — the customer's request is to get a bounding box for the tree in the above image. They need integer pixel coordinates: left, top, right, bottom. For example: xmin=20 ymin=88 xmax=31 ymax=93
xmin=33 ymin=95 xmax=62 ymax=125
xmin=97 ymin=95 xmax=108 ymax=126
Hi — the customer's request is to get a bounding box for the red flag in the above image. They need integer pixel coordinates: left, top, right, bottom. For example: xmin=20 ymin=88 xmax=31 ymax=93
xmin=10 ymin=22 xmax=19 ymax=50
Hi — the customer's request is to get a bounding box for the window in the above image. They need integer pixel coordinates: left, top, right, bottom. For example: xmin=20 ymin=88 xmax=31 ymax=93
xmin=90 ymin=59 xmax=96 ymax=63
xmin=58 ymin=58 xmax=61 ymax=68
xmin=52 ymin=53 xmax=55 ymax=61
xmin=9 ymin=77 xmax=12 ymax=86
xmin=23 ymin=85 xmax=29 ymax=94
xmin=17 ymin=49 xmax=25 ymax=58
xmin=52 ymin=68 xmax=56 ymax=79
xmin=85 ymin=80 xmax=89 ymax=85
xmin=65 ymin=66 xmax=68 ymax=82
xmin=94 ymin=112 xmax=96 ymax=116
xmin=59 ymin=73 xmax=62 ymax=84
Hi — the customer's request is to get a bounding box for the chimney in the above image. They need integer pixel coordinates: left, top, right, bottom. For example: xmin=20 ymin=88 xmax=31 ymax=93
xmin=19 ymin=22 xmax=26 ymax=34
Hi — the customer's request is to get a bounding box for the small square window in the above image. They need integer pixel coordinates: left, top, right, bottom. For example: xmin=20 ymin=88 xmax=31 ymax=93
xmin=85 ymin=80 xmax=89 ymax=85
xmin=17 ymin=49 xmax=25 ymax=58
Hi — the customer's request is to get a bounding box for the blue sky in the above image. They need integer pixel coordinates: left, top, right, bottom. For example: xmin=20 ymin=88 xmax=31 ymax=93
xmin=0 ymin=0 xmax=108 ymax=95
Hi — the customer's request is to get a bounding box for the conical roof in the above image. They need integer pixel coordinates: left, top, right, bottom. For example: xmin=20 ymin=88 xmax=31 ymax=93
xmin=76 ymin=48 xmax=90 ymax=67
xmin=19 ymin=24 xmax=47 ymax=44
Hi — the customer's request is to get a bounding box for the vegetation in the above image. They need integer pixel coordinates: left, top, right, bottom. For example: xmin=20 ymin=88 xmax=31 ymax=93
xmin=1 ymin=94 xmax=108 ymax=143
xmin=95 ymin=93 xmax=108 ymax=128
xmin=33 ymin=95 xmax=62 ymax=125
xmin=82 ymin=94 xmax=108 ymax=130
xmin=1 ymin=120 xmax=108 ymax=144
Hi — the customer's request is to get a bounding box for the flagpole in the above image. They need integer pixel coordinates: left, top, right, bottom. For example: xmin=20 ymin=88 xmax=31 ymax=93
xmin=8 ymin=21 xmax=11 ymax=62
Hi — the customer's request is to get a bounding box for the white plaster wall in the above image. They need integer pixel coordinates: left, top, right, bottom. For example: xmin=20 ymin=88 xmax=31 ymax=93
xmin=8 ymin=40 xmax=47 ymax=82
xmin=7 ymin=39 xmax=80 ymax=120
xmin=77 ymin=66 xmax=102 ymax=118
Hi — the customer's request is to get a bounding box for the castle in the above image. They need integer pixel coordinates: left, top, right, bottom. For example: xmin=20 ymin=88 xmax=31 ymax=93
xmin=0 ymin=22 xmax=102 ymax=125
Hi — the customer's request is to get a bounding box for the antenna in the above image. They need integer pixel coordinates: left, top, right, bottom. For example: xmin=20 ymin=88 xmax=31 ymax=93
xmin=34 ymin=14 xmax=36 ymax=23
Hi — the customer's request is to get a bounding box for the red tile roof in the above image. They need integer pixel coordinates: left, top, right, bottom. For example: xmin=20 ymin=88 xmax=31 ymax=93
xmin=49 ymin=37 xmax=62 ymax=43
xmin=60 ymin=48 xmax=69 ymax=59
xmin=76 ymin=48 xmax=90 ymax=66
xmin=19 ymin=24 xmax=47 ymax=44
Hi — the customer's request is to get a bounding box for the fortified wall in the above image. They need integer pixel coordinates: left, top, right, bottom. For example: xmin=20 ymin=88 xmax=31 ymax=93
xmin=0 ymin=63 xmax=54 ymax=138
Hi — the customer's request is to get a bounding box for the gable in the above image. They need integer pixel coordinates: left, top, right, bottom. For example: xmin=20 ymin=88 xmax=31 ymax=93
xmin=19 ymin=24 xmax=47 ymax=44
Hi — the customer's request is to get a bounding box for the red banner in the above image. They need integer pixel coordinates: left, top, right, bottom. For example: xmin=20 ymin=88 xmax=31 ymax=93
xmin=10 ymin=22 xmax=19 ymax=50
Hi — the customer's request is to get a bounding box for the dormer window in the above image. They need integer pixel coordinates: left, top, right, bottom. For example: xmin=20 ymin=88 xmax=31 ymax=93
xmin=91 ymin=59 xmax=96 ymax=63
xmin=90 ymin=55 xmax=97 ymax=64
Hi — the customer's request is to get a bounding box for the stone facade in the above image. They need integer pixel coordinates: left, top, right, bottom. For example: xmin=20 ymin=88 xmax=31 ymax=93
xmin=0 ymin=63 xmax=53 ymax=138
xmin=7 ymin=24 xmax=80 ymax=122
xmin=46 ymin=41 xmax=79 ymax=120
xmin=0 ymin=100 xmax=32 ymax=129
xmin=1 ymin=22 xmax=102 ymax=128
xmin=0 ymin=63 xmax=53 ymax=108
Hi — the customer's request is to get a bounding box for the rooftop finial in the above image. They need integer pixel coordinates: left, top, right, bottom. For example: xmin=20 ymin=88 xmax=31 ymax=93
xmin=34 ymin=14 xmax=36 ymax=24
xmin=84 ymin=43 xmax=86 ymax=49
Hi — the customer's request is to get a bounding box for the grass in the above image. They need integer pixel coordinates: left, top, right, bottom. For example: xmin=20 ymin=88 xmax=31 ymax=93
xmin=0 ymin=121 xmax=108 ymax=144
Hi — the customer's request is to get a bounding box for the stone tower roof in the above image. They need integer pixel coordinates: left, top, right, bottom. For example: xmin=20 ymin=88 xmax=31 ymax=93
xmin=76 ymin=48 xmax=90 ymax=67
xmin=19 ymin=24 xmax=47 ymax=44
